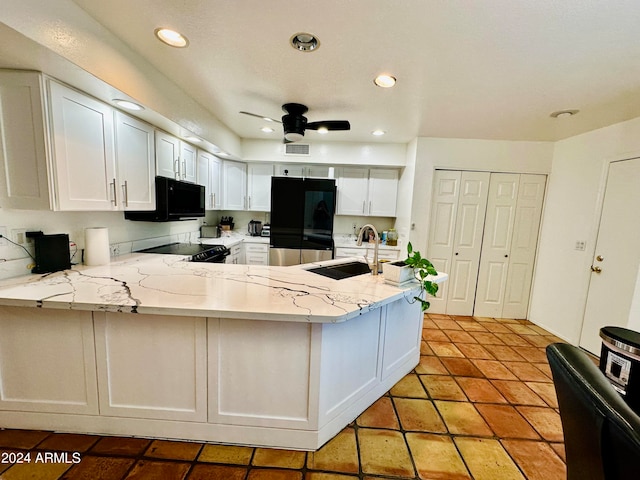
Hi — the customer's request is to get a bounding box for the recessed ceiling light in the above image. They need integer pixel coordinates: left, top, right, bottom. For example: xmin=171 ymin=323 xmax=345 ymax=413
xmin=290 ymin=32 xmax=320 ymax=52
xmin=261 ymin=127 xmax=274 ymax=133
xmin=372 ymin=130 xmax=386 ymax=136
xmin=374 ymin=74 xmax=396 ymax=88
xmin=550 ymin=109 xmax=579 ymax=118
xmin=154 ymin=28 xmax=189 ymax=48
xmin=113 ymin=99 xmax=144 ymax=111
xmin=184 ymin=136 xmax=201 ymax=143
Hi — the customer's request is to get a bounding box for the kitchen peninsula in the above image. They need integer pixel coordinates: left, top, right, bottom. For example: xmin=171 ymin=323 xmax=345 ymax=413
xmin=0 ymin=254 xmax=447 ymax=450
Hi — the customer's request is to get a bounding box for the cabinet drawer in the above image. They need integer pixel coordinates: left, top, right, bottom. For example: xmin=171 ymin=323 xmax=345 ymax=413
xmin=245 ymin=243 xmax=268 ymax=254
xmin=377 ymin=250 xmax=401 ymax=261
xmin=230 ymin=244 xmax=242 ymax=255
xmin=246 ymin=253 xmax=269 ymax=265
xmin=334 ymin=247 xmax=365 ymax=258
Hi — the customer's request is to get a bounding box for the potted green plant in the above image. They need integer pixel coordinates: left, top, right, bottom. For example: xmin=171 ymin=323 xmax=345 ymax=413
xmin=404 ymin=242 xmax=439 ymax=311
xmin=382 ymin=242 xmax=439 ymax=311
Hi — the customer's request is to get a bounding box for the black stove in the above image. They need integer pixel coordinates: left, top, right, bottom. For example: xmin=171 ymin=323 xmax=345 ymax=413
xmin=137 ymin=243 xmax=229 ymax=263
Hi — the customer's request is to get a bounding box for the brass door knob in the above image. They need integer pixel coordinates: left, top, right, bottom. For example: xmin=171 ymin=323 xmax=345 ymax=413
xmin=591 ymin=265 xmax=602 ymax=273
xmin=596 ymin=255 xmax=604 ymax=262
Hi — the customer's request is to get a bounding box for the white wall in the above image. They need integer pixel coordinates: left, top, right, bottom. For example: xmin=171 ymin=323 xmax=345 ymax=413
xmin=529 ymin=116 xmax=640 ymax=343
xmin=242 ymin=139 xmax=407 ymax=166
xmin=0 ymin=209 xmax=201 ymax=279
xmin=408 ymin=137 xmax=554 ymax=254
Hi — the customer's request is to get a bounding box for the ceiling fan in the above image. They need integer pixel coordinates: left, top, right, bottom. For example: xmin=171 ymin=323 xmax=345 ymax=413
xmin=240 ymin=103 xmax=350 ymax=142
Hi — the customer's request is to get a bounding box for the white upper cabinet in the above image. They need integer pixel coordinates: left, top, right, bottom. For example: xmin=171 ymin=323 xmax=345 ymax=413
xmin=0 ymin=71 xmax=51 ymax=209
xmin=0 ymin=72 xmax=157 ymax=211
xmin=275 ymin=164 xmax=334 ymax=179
xmin=114 ymin=112 xmax=155 ymax=211
xmin=247 ymin=163 xmax=274 ymax=211
xmin=223 ymin=160 xmax=247 ymax=210
xmin=197 ymin=149 xmax=222 ymax=210
xmin=48 ymin=81 xmax=117 ymax=211
xmin=336 ymin=168 xmax=398 ymax=217
xmin=155 ymin=131 xmax=197 ymax=183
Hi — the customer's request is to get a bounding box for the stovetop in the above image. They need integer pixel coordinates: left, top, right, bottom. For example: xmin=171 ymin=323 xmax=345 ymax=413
xmin=137 ymin=243 xmax=213 ymax=256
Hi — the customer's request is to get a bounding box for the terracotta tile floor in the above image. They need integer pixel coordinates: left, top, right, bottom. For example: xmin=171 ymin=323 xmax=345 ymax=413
xmin=0 ymin=314 xmax=568 ymax=479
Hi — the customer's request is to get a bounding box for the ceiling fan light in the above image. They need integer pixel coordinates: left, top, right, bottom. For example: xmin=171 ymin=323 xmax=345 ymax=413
xmin=317 ymin=126 xmax=329 ymax=134
xmin=284 ymin=132 xmax=304 ymax=142
xmin=374 ymin=74 xmax=397 ymax=88
xmin=154 ymin=28 xmax=189 ymax=48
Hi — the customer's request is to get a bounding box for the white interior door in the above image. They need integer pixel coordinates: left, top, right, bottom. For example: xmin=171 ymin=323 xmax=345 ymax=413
xmin=502 ymin=175 xmax=546 ymax=318
xmin=427 ymin=170 xmax=461 ymax=313
xmin=446 ymin=171 xmax=490 ymax=315
xmin=580 ymin=158 xmax=640 ymax=354
xmin=474 ymin=174 xmax=520 ymax=317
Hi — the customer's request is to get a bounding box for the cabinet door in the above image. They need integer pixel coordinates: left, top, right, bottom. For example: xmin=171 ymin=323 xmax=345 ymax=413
xmin=48 ymin=81 xmax=117 ymax=210
xmin=94 ymin=312 xmax=207 ymax=422
xmin=247 ymin=163 xmax=273 ymax=211
xmin=474 ymin=173 xmax=520 ymax=318
xmin=336 ymin=168 xmax=368 ymax=215
xmin=197 ymin=149 xmax=214 ymax=208
xmin=223 ymin=160 xmax=247 ymax=210
xmin=210 ymin=156 xmax=223 ymax=209
xmin=115 ymin=112 xmax=155 ymax=210
xmin=0 ymin=71 xmax=52 ymax=209
xmin=180 ymin=141 xmax=197 ymax=183
xmin=368 ymin=169 xmax=398 ymax=216
xmin=306 ymin=165 xmax=334 ymax=179
xmin=276 ymin=164 xmax=305 ymax=177
xmin=0 ymin=306 xmax=98 ymax=415
xmin=155 ymin=130 xmax=180 ymax=179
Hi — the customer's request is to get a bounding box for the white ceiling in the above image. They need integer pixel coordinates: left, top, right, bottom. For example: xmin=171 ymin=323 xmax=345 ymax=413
xmin=7 ymin=1 xmax=640 ymax=144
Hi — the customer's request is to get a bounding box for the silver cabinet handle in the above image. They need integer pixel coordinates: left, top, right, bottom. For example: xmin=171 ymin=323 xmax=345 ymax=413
xmin=248 ymin=196 xmax=251 ymax=209
xmin=213 ymin=193 xmax=216 ymax=208
xmin=182 ymin=161 xmax=186 ymax=179
xmin=122 ymin=180 xmax=129 ymax=207
xmin=369 ymin=201 xmax=372 ymax=214
xmin=110 ymin=178 xmax=117 ymax=206
xmin=362 ymin=200 xmax=366 ymax=214
xmin=174 ymin=159 xmax=180 ymax=179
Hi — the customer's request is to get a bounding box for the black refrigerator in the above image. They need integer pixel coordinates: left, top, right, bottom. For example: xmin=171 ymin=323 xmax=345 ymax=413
xmin=269 ymin=176 xmax=336 ymax=266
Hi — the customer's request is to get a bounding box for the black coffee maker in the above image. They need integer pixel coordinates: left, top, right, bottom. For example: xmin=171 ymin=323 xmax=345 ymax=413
xmin=31 ymin=233 xmax=71 ymax=274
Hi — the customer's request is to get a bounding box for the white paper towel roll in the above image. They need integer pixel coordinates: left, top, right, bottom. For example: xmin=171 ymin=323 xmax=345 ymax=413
xmin=84 ymin=227 xmax=110 ymax=266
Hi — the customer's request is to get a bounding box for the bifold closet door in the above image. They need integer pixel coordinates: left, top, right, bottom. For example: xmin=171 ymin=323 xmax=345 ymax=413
xmin=427 ymin=170 xmax=490 ymax=315
xmin=474 ymin=174 xmax=546 ymax=319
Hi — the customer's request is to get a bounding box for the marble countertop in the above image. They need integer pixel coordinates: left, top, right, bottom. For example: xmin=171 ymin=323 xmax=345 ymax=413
xmin=0 ymin=254 xmax=447 ymax=323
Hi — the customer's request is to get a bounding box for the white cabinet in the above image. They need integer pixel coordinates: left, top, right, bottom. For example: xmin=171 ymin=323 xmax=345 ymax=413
xmin=247 ymin=163 xmax=273 ymax=211
xmin=94 ymin=312 xmax=207 ymax=422
xmin=0 ymin=306 xmax=98 ymax=415
xmin=0 ymin=72 xmax=155 ymax=211
xmin=0 ymin=71 xmax=51 ymax=209
xmin=336 ymin=168 xmax=398 ymax=217
xmin=197 ymin=149 xmax=222 ymax=210
xmin=226 ymin=242 xmax=244 ymax=264
xmin=276 ymin=164 xmax=334 ymax=178
xmin=155 ymin=130 xmax=197 ymax=183
xmin=335 ymin=246 xmax=400 ymax=262
xmin=223 ymin=160 xmax=247 ymax=210
xmin=114 ymin=111 xmax=155 ymax=210
xmin=244 ymin=242 xmax=269 ymax=265
xmin=48 ymin=80 xmax=117 ymax=210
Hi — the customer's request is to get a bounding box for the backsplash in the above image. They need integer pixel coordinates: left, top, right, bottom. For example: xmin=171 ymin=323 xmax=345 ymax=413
xmin=0 ymin=208 xmax=202 ymax=280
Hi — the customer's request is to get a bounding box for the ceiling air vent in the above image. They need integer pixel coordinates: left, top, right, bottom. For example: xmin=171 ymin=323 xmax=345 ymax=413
xmin=284 ymin=143 xmax=310 ymax=156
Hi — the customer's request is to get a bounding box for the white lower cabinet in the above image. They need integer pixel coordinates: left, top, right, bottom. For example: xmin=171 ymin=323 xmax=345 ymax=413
xmin=334 ymin=246 xmax=400 ymax=262
xmin=244 ymin=242 xmax=269 ymax=265
xmin=226 ymin=243 xmax=244 ymax=264
xmin=93 ymin=312 xmax=208 ymax=422
xmin=0 ymin=306 xmax=98 ymax=415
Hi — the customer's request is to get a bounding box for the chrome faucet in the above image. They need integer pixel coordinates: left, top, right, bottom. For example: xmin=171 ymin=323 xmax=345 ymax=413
xmin=356 ymin=224 xmax=379 ymax=275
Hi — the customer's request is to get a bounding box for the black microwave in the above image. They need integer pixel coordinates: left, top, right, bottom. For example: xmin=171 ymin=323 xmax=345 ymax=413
xmin=124 ymin=176 xmax=205 ymax=222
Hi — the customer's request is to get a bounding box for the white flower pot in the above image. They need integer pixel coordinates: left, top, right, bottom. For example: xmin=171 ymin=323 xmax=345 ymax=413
xmin=382 ymin=261 xmax=415 ymax=285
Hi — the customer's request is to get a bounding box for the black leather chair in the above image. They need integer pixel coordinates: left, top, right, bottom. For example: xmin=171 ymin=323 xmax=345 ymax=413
xmin=546 ymin=343 xmax=640 ymax=480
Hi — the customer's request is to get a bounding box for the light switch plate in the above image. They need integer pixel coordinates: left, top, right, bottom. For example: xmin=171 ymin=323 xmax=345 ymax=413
xmin=575 ymin=240 xmax=586 ymax=251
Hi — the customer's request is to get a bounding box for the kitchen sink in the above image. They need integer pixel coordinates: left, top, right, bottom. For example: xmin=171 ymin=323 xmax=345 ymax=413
xmin=307 ymin=261 xmax=372 ymax=280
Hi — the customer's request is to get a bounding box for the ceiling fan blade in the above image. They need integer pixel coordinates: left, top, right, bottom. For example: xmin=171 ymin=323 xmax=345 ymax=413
xmin=306 ymin=120 xmax=351 ymax=131
xmin=239 ymin=111 xmax=282 ymax=123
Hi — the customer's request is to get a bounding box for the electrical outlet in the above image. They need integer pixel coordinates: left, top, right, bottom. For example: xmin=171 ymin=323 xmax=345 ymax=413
xmin=110 ymin=244 xmax=120 ymax=257
xmin=575 ymin=240 xmax=586 ymax=251
xmin=11 ymin=229 xmax=27 ymax=245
